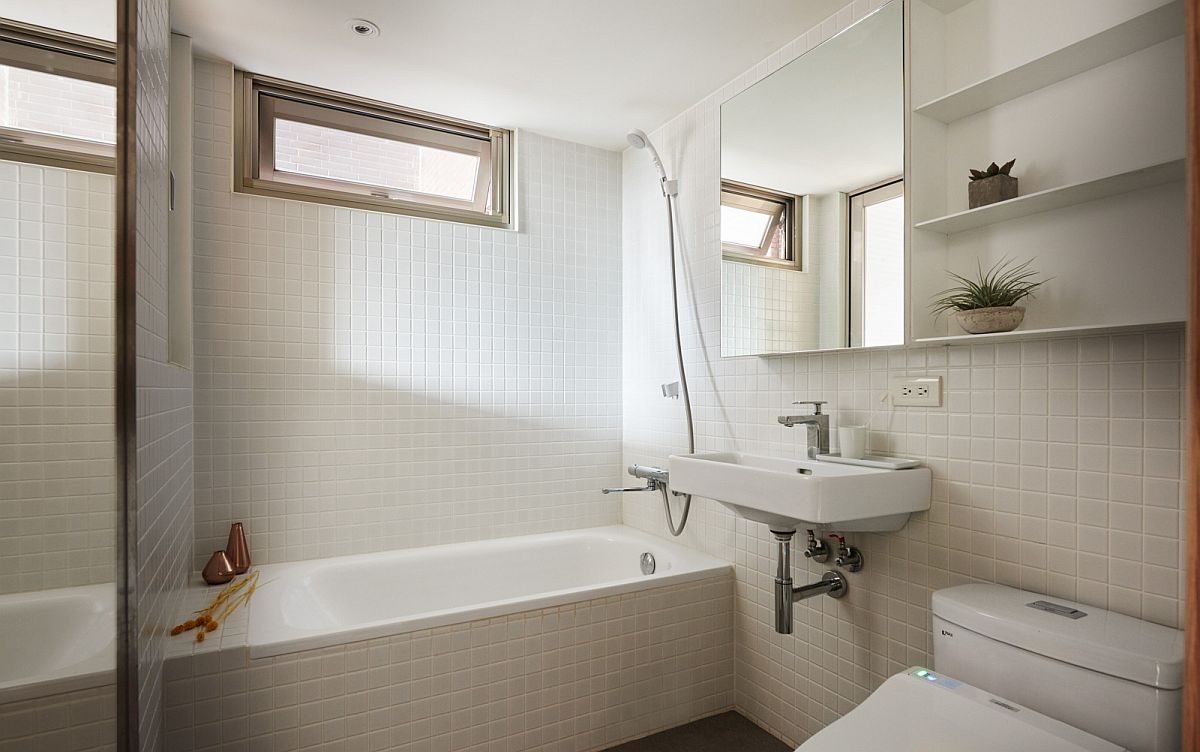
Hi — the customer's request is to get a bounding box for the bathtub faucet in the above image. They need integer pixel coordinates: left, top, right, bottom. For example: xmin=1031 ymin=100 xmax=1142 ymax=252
xmin=602 ymin=464 xmax=669 ymax=494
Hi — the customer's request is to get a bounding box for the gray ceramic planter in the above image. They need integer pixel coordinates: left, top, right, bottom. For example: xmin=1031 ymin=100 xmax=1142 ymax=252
xmin=968 ymin=174 xmax=1018 ymax=209
xmin=955 ymin=306 xmax=1025 ymax=334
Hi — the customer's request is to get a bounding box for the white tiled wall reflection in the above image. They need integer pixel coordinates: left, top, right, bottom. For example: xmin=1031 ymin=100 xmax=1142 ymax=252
xmin=721 ymin=260 xmax=816 ymax=355
xmin=191 ymin=60 xmax=624 ymax=567
xmin=0 ymin=685 xmax=115 ymax=752
xmin=620 ymin=0 xmax=1186 ymax=745
xmin=0 ymin=161 xmax=115 ymax=595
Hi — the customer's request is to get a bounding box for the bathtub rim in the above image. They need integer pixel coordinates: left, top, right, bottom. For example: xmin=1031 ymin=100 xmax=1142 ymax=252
xmin=0 ymin=582 xmax=116 ymax=705
xmin=0 ymin=665 xmax=115 ymax=706
xmin=246 ymin=525 xmax=732 ymax=659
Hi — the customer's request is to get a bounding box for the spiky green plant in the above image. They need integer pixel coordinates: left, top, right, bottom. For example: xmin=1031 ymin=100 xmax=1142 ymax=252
xmin=931 ymin=258 xmax=1046 ymax=316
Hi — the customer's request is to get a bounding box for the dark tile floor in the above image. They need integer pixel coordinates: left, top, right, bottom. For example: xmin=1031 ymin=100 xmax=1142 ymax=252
xmin=603 ymin=712 xmax=791 ymax=752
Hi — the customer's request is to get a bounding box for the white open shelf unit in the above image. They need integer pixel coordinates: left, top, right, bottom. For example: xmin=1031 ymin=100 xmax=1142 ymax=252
xmin=907 ymin=0 xmax=1188 ymax=342
xmin=913 ymin=0 xmax=1183 ymax=123
xmin=917 ymin=0 xmax=974 ymax=14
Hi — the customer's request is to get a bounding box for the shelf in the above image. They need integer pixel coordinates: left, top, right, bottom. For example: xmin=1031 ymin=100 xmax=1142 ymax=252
xmin=912 ymin=159 xmax=1184 ymax=235
xmin=913 ymin=0 xmax=1183 ymax=123
xmin=913 ymin=320 xmax=1184 ymax=346
xmin=920 ymin=0 xmax=975 ymax=13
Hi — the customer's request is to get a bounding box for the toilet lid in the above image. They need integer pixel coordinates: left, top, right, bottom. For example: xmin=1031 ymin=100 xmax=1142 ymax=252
xmin=796 ymin=668 xmax=1125 ymax=752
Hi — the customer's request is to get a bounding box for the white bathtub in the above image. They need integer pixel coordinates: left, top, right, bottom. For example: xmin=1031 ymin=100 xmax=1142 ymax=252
xmin=248 ymin=525 xmax=730 ymax=658
xmin=0 ymin=583 xmax=114 ymax=704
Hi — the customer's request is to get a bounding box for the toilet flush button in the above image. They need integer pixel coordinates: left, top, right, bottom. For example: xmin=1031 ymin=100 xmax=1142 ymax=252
xmin=1026 ymin=600 xmax=1087 ymax=619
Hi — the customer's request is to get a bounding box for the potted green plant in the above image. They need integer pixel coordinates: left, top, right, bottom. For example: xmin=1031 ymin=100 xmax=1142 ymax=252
xmin=931 ymin=258 xmax=1047 ymax=334
xmin=968 ymin=159 xmax=1017 ymax=208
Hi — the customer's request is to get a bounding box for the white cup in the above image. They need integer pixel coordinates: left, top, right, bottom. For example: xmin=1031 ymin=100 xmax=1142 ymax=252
xmin=838 ymin=425 xmax=868 ymax=459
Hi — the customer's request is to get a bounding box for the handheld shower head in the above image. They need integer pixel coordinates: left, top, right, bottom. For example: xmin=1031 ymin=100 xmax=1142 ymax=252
xmin=626 ymin=128 xmax=674 ymax=193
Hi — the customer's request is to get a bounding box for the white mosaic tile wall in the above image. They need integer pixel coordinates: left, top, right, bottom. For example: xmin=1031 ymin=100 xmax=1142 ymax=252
xmin=808 ymin=193 xmax=847 ymax=349
xmin=160 ymin=574 xmax=733 ymax=752
xmin=0 ymin=685 xmax=115 ymax=752
xmin=620 ymin=0 xmax=1186 ymax=745
xmin=190 ymin=59 xmax=623 ymax=567
xmin=0 ymin=161 xmax=115 ymax=595
xmin=136 ymin=0 xmax=195 ymax=748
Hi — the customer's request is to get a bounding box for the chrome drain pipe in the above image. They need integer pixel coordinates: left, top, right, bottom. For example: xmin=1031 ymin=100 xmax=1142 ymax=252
xmin=772 ymin=529 xmax=847 ymax=634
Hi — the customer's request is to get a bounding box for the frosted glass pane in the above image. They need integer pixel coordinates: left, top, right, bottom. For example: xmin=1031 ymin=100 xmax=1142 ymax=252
xmin=862 ymin=194 xmax=904 ymax=347
xmin=721 ymin=205 xmax=771 ymax=248
xmin=274 ymin=119 xmax=479 ymax=200
xmin=0 ymin=64 xmax=116 ymax=144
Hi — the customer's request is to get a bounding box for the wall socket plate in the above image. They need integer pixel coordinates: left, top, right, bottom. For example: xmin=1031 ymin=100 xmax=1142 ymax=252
xmin=892 ymin=376 xmax=942 ymax=407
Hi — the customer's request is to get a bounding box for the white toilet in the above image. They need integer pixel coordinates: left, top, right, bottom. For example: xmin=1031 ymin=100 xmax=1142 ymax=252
xmin=798 ymin=584 xmax=1185 ymax=752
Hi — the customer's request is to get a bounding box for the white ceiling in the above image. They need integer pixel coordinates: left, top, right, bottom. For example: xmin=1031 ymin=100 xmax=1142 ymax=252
xmin=169 ymin=0 xmax=849 ymax=151
xmin=3 ymin=1 xmax=115 ymax=41
xmin=721 ymin=1 xmax=903 ymax=196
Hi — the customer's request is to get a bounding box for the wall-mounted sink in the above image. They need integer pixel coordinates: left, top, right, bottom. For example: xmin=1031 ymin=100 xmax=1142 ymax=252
xmin=668 ymin=451 xmax=931 ymax=532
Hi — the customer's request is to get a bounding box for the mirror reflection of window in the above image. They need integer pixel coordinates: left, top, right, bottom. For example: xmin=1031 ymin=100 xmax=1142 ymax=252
xmin=720 ymin=181 xmax=798 ymax=269
xmin=849 ymin=180 xmax=904 ymax=348
xmin=0 ymin=24 xmax=116 ymax=170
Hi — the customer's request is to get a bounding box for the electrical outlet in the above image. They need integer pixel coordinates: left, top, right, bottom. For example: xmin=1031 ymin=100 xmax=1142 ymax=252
xmin=892 ymin=376 xmax=942 ymax=407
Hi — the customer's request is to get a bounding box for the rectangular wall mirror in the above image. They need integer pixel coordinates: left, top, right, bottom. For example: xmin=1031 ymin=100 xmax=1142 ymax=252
xmin=720 ymin=0 xmax=904 ymax=357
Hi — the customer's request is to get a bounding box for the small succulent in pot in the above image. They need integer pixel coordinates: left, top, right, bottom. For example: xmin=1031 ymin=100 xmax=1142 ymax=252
xmin=968 ymin=159 xmax=1018 ymax=208
xmin=931 ymin=258 xmax=1047 ymax=334
xmin=968 ymin=159 xmax=1016 ymax=181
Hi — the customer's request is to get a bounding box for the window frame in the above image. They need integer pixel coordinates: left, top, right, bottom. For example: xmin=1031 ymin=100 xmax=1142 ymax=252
xmin=847 ymin=177 xmax=904 ymax=348
xmin=235 ymin=72 xmax=514 ymax=230
xmin=0 ymin=20 xmax=116 ymax=174
xmin=720 ymin=180 xmax=800 ymax=270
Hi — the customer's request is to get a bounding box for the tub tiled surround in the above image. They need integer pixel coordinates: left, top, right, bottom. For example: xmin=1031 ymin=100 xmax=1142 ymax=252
xmin=190 ymin=60 xmax=623 ymax=569
xmin=620 ymin=0 xmax=1186 ymax=746
xmin=0 ymin=686 xmax=115 ymax=752
xmin=160 ymin=574 xmax=734 ymax=752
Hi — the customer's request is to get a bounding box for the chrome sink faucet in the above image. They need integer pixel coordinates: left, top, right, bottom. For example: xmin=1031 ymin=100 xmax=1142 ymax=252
xmin=778 ymin=400 xmax=829 ymax=458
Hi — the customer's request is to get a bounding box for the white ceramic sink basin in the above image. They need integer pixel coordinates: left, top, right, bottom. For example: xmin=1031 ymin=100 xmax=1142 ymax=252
xmin=668 ymin=451 xmax=931 ymax=532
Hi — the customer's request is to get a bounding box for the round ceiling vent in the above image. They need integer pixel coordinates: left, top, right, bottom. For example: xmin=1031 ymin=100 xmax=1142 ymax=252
xmin=345 ymin=19 xmax=380 ymax=38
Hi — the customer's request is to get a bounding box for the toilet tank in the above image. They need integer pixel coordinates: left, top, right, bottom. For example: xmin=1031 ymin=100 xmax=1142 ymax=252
xmin=932 ymin=584 xmax=1184 ymax=752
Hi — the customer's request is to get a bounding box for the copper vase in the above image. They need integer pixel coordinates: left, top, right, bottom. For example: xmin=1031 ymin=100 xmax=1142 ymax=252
xmin=202 ymin=550 xmax=235 ymax=585
xmin=225 ymin=522 xmax=250 ymax=574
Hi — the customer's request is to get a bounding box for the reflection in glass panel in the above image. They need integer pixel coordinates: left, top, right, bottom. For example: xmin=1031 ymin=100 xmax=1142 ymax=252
xmin=0 ymin=10 xmax=116 ymax=750
xmin=720 ymin=204 xmax=771 ymax=249
xmin=274 ymin=118 xmax=480 ymax=200
xmin=0 ymin=64 xmax=117 ymax=144
xmin=862 ymin=193 xmax=904 ymax=347
xmin=720 ymin=182 xmax=794 ymax=266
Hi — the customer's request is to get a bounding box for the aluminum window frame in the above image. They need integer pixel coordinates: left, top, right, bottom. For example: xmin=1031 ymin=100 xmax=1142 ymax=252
xmin=720 ymin=180 xmax=800 ymax=270
xmin=235 ymin=72 xmax=514 ymax=230
xmin=0 ymin=20 xmax=116 ymax=174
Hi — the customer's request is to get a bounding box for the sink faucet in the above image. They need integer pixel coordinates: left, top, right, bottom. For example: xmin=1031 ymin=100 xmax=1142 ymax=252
xmin=778 ymin=400 xmax=829 ymax=458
